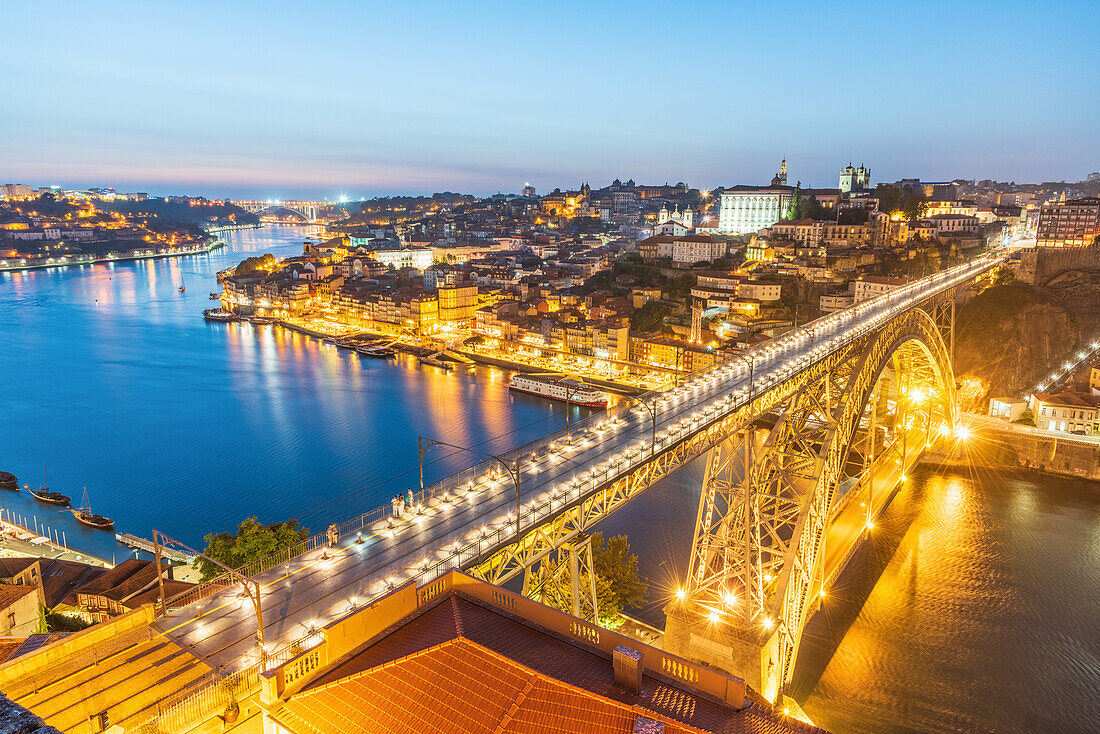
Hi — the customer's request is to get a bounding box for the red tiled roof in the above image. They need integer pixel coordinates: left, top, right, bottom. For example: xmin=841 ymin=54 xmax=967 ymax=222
xmin=0 ymin=584 xmax=38 ymax=609
xmin=279 ymin=595 xmax=823 ymax=734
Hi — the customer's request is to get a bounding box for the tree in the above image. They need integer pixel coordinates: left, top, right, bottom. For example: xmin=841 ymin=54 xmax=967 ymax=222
xmin=902 ymin=195 xmax=929 ymax=223
xmin=630 ymin=301 xmax=671 ymax=332
xmin=543 ymin=533 xmax=648 ymax=628
xmin=45 ymin=611 xmax=93 ymax=632
xmin=592 ymin=533 xmax=647 ymax=613
xmin=875 ymin=183 xmax=904 ymax=215
xmin=195 ymin=517 xmax=309 ymax=582
xmin=235 ymin=253 xmax=277 ymax=275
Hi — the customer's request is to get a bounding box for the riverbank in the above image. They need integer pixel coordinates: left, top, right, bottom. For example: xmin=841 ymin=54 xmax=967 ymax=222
xmin=270 ymin=315 xmax=649 ymax=393
xmin=0 ymin=239 xmax=224 ymax=273
xmin=0 ymin=518 xmax=112 ymax=568
xmin=202 ymin=223 xmax=262 ymax=235
xmin=927 ymin=414 xmax=1100 ymax=481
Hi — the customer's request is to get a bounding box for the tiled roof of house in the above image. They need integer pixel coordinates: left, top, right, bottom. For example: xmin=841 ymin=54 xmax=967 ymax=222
xmin=0 ymin=584 xmax=38 ymax=609
xmin=272 ymin=595 xmax=823 ymax=734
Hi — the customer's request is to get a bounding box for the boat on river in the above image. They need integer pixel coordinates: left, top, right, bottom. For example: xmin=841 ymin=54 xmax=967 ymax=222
xmin=209 ymin=292 xmax=221 ymax=300
xmin=71 ymin=487 xmax=114 ymax=530
xmin=27 ymin=467 xmax=70 ymax=505
xmin=509 ymin=374 xmax=608 ymax=408
xmin=249 ymin=316 xmax=274 ymax=325
xmin=204 ymin=308 xmax=237 ymax=323
xmin=419 ymin=354 xmax=453 ymax=371
xmin=357 ymin=345 xmax=396 ymax=359
xmin=0 ymin=471 xmax=17 ymax=490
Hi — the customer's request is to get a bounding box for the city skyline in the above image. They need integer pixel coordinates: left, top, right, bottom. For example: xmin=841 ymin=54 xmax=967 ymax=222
xmin=4 ymin=1 xmax=1099 ymax=199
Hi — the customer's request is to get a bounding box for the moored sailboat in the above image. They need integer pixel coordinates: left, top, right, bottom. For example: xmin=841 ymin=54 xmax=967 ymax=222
xmin=28 ymin=467 xmax=70 ymax=505
xmin=71 ymin=486 xmax=114 ymax=529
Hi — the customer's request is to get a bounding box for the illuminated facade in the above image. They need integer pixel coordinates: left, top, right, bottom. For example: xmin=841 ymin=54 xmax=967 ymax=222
xmin=717 ymin=185 xmax=795 ymax=235
xmin=1036 ymin=197 xmax=1100 ymax=248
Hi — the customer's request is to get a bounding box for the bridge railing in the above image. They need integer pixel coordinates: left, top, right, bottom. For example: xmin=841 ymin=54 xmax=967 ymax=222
xmin=164 ymin=253 xmax=1005 ymax=614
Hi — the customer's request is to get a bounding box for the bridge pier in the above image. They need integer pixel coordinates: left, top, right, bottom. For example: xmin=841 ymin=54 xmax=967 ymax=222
xmin=664 ymin=601 xmax=780 ymax=697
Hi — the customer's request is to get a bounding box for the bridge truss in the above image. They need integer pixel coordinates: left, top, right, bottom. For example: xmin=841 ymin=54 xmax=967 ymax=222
xmin=470 ymin=290 xmax=961 ymax=700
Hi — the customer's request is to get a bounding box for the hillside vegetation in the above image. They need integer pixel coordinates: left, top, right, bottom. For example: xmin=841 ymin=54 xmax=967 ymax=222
xmin=954 ymin=277 xmax=1079 ymax=406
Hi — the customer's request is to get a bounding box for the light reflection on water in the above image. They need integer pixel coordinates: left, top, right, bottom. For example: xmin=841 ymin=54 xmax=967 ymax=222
xmin=792 ymin=467 xmax=1100 ymax=733
xmin=0 ymin=226 xmax=592 ymax=561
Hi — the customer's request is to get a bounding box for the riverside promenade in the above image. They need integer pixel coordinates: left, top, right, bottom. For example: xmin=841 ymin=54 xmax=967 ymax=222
xmin=0 ymin=239 xmax=224 ymax=273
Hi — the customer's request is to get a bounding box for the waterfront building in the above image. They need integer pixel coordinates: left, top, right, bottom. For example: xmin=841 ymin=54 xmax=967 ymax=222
xmin=1036 ymin=197 xmax=1100 ymax=247
xmin=437 ymin=283 xmax=479 ymax=324
xmin=630 ymin=334 xmax=718 ymax=371
xmin=717 ymin=184 xmax=796 ymax=235
xmin=73 ymin=559 xmax=194 ymax=624
xmin=1032 ymin=392 xmax=1100 ymax=434
xmin=988 ymin=396 xmax=1027 ymax=422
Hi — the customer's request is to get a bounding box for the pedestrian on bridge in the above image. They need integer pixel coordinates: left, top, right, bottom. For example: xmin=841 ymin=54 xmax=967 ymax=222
xmin=391 ymin=495 xmax=402 ymax=520
xmin=406 ymin=488 xmax=415 ymax=512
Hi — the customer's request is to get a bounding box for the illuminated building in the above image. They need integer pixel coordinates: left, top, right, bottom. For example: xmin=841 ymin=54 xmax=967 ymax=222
xmin=1032 ymin=392 xmax=1100 ymax=434
xmin=718 ymin=184 xmax=795 ymax=235
xmin=1036 ymin=197 xmax=1100 ymax=248
xmin=838 ymin=163 xmax=870 ymax=193
xmin=437 ymin=283 xmax=479 ymax=324
xmin=657 ymin=204 xmax=693 ymax=229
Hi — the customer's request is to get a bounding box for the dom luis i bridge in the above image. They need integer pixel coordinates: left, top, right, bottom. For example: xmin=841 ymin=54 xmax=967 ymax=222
xmin=6 ymin=252 xmax=1007 ymax=731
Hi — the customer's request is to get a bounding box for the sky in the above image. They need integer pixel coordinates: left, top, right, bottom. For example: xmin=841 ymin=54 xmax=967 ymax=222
xmin=2 ymin=0 xmax=1098 ymax=200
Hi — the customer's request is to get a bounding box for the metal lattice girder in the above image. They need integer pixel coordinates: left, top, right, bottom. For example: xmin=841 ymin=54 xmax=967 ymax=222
xmin=468 ymin=350 xmax=842 ymax=588
xmin=522 ymin=535 xmax=599 ymax=623
xmin=684 ymin=305 xmax=956 ymax=696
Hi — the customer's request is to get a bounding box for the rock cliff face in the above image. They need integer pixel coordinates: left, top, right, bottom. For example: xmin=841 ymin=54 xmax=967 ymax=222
xmin=953 ymin=281 xmax=1080 ymax=405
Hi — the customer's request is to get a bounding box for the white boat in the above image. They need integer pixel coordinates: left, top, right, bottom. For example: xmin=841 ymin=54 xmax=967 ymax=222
xmin=509 ymin=374 xmax=608 ymax=408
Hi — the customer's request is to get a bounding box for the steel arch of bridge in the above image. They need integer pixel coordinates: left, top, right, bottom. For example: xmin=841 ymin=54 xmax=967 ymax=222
xmin=470 ymin=296 xmax=957 ymax=697
xmin=683 ymin=303 xmax=957 ymax=698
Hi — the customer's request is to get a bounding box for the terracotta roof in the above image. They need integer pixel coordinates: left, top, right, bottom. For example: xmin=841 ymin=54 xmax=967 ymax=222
xmin=0 ymin=584 xmax=38 ymax=609
xmin=1032 ymin=392 xmax=1100 ymax=408
xmin=75 ymin=558 xmax=194 ymax=605
xmin=277 ymin=595 xmax=821 ymax=734
xmin=0 ymin=557 xmax=107 ymax=608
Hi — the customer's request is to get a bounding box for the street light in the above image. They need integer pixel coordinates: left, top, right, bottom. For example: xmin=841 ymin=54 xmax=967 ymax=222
xmin=419 ymin=436 xmax=522 ymax=538
xmin=633 ymin=394 xmax=660 ymax=455
xmin=734 ymin=352 xmax=756 ymax=401
xmin=152 ymin=529 xmax=266 ymax=664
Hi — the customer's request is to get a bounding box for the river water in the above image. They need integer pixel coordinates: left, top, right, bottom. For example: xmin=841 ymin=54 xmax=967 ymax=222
xmin=0 ymin=226 xmax=596 ymax=562
xmin=2 ymin=226 xmax=1097 ymax=732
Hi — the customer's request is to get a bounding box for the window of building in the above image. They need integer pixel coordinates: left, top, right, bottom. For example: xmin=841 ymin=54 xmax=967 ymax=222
xmin=6 ymin=612 xmax=14 ymax=629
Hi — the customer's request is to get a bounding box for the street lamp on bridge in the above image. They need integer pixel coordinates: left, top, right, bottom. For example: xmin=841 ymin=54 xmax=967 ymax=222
xmin=418 ymin=436 xmax=522 ymax=538
xmin=151 ymin=530 xmax=267 ymax=665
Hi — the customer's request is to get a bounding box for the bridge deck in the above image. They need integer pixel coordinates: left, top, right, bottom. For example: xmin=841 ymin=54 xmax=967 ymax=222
xmin=149 ymin=253 xmax=1005 ymax=674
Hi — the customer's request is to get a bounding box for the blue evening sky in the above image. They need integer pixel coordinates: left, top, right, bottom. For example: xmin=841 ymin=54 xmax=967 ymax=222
xmin=2 ymin=0 xmax=1097 ymax=199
